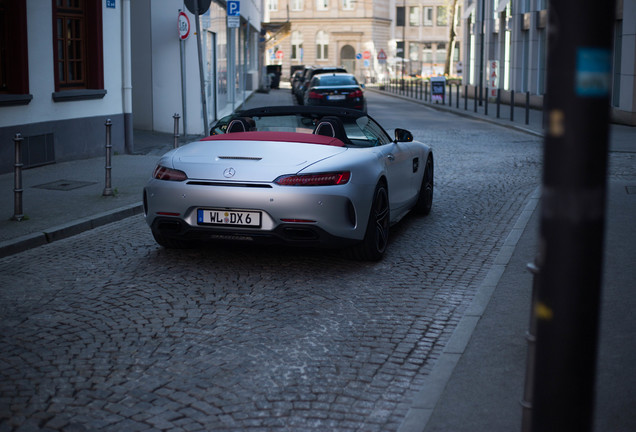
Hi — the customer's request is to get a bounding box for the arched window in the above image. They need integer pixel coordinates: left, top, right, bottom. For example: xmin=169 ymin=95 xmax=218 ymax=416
xmin=316 ymin=31 xmax=329 ymax=60
xmin=291 ymin=31 xmax=304 ymax=61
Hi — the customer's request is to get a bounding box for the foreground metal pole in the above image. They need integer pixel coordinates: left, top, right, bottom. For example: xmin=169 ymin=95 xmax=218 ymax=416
xmin=173 ymin=113 xmax=181 ymax=149
xmin=12 ymin=134 xmax=24 ymax=221
xmin=529 ymin=0 xmax=615 ymax=430
xmin=103 ymin=119 xmax=113 ymax=196
xmin=521 ymin=260 xmax=540 ymax=431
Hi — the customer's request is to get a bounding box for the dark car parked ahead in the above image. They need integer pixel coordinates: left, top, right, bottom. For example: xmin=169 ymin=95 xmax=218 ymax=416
xmin=296 ymin=66 xmax=347 ymax=104
xmin=303 ymin=72 xmax=366 ymax=112
xmin=291 ymin=70 xmax=304 ymax=95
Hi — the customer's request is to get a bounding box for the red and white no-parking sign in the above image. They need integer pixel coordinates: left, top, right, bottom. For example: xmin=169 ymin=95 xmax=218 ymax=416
xmin=178 ymin=11 xmax=190 ymax=40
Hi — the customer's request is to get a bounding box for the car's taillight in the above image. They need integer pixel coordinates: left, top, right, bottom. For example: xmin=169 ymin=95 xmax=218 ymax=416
xmin=308 ymin=91 xmax=324 ymax=100
xmin=153 ymin=165 xmax=188 ymax=181
xmin=347 ymin=89 xmax=363 ymax=99
xmin=274 ymin=172 xmax=351 ymax=186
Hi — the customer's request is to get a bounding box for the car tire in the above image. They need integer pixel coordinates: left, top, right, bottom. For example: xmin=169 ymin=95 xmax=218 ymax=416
xmin=152 ymin=230 xmax=195 ymax=249
xmin=414 ymin=155 xmax=433 ymax=216
xmin=351 ymin=182 xmax=390 ymax=261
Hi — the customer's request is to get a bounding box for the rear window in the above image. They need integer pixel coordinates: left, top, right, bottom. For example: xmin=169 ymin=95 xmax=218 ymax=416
xmin=315 ymin=75 xmax=359 ymax=86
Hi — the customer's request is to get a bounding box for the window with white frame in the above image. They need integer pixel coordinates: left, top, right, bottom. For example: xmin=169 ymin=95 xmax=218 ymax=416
xmin=268 ymin=0 xmax=278 ymax=11
xmin=409 ymin=7 xmax=419 ymax=26
xmin=409 ymin=42 xmax=419 ymax=61
xmin=342 ymin=0 xmax=354 ymax=11
xmin=317 ymin=0 xmax=328 ymax=10
xmin=435 ymin=43 xmax=446 ymax=63
xmin=422 ymin=43 xmax=432 ymax=62
xmin=437 ymin=6 xmax=448 ymax=26
xmin=291 ymin=0 xmax=304 ymax=11
xmin=291 ymin=31 xmax=303 ymax=60
xmin=316 ymin=31 xmax=329 ymax=60
xmin=423 ymin=7 xmax=433 ymax=26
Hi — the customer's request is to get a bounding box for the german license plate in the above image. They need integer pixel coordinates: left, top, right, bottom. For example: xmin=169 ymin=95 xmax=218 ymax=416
xmin=197 ymin=209 xmax=261 ymax=227
xmin=327 ymin=95 xmax=345 ymax=101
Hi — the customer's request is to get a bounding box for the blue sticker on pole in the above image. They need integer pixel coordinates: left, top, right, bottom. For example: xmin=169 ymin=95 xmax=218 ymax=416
xmin=575 ymin=48 xmax=611 ymax=98
xmin=227 ymin=1 xmax=240 ymax=16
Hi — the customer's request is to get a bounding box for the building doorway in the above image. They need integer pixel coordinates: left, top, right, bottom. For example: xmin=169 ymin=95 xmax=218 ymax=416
xmin=341 ymin=45 xmax=356 ymax=76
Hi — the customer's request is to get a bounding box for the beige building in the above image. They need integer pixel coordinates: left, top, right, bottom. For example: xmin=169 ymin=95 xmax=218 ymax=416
xmin=264 ymin=0 xmax=462 ymax=82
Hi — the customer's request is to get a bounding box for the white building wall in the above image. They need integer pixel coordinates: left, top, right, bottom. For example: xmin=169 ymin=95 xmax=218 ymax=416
xmin=132 ymin=0 xmax=263 ymax=135
xmin=0 ymin=2 xmax=124 ymax=128
xmin=0 ymin=0 xmax=128 ymax=173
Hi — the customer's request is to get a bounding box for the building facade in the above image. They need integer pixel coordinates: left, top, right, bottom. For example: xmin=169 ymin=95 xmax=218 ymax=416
xmin=0 ymin=0 xmax=263 ymax=175
xmin=396 ymin=0 xmax=463 ymax=78
xmin=265 ymin=0 xmax=391 ymax=82
xmin=264 ymin=0 xmax=461 ymax=83
xmin=0 ymin=0 xmax=132 ymax=174
xmin=461 ymin=0 xmax=636 ymax=125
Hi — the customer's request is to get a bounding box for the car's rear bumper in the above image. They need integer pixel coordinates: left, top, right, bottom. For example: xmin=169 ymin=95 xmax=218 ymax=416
xmin=149 ymin=216 xmax=359 ymax=248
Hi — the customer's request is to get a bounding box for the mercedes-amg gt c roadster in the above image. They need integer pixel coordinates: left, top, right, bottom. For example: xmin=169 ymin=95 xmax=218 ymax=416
xmin=143 ymin=106 xmax=433 ymax=260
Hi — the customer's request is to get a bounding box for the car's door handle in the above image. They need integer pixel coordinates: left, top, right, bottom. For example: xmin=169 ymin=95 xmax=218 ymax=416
xmin=387 ymin=154 xmax=395 ymax=161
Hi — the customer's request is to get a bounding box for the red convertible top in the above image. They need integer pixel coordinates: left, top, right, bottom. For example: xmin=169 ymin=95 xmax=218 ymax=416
xmin=202 ymin=131 xmax=346 ymax=147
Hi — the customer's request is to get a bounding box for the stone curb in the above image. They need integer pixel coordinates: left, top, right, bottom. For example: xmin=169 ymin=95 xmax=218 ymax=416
xmin=0 ymin=202 xmax=143 ymax=259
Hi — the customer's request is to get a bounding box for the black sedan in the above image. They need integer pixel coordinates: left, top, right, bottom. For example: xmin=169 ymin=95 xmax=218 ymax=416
xmin=303 ymin=73 xmax=366 ymax=112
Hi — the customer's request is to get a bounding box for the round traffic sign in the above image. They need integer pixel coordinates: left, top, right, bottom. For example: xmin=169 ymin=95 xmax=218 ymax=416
xmin=362 ymin=50 xmax=371 ymax=60
xmin=276 ymin=50 xmax=284 ymax=59
xmin=178 ymin=12 xmax=190 ymax=40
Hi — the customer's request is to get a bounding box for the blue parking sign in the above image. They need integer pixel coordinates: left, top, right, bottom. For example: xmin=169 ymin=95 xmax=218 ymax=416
xmin=227 ymin=1 xmax=240 ymax=16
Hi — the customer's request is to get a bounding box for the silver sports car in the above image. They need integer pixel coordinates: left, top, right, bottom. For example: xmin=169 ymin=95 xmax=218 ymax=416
xmin=143 ymin=106 xmax=433 ymax=260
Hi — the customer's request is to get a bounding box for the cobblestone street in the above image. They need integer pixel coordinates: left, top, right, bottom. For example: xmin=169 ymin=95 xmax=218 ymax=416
xmin=1 ymin=94 xmax=548 ymax=431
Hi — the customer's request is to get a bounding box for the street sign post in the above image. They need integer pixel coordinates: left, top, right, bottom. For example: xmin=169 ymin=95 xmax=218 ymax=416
xmin=178 ymin=11 xmax=190 ymax=137
xmin=178 ymin=11 xmax=190 ymax=40
xmin=227 ymin=1 xmax=240 ymax=28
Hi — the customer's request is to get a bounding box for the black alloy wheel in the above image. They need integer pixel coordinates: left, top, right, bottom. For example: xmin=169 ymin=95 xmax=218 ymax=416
xmin=351 ymin=182 xmax=390 ymax=261
xmin=415 ymin=155 xmax=434 ymax=215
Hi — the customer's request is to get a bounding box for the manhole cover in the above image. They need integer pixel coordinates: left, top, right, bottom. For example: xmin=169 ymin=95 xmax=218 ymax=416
xmin=33 ymin=179 xmax=97 ymax=191
xmin=627 ymin=186 xmax=636 ymax=195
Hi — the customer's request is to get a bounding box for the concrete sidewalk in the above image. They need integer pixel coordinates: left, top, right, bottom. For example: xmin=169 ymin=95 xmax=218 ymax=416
xmin=374 ymin=88 xmax=636 ymax=431
xmin=1 ymin=85 xmax=635 ymax=432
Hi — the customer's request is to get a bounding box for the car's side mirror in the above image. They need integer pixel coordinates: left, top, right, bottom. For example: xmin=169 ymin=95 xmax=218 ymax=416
xmin=394 ymin=128 xmax=413 ymax=143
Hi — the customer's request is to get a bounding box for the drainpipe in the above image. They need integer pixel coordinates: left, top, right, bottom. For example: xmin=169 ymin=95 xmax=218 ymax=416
xmin=122 ymin=0 xmax=133 ymax=153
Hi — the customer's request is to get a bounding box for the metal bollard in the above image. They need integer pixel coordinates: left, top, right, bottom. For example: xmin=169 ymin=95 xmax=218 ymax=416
xmin=456 ymin=84 xmax=460 ymax=108
xmin=511 ymin=90 xmax=515 ymax=122
xmin=173 ymin=113 xmax=181 ymax=148
xmin=103 ymin=119 xmax=113 ymax=196
xmin=525 ymin=92 xmax=530 ymax=125
xmin=464 ymin=85 xmax=468 ymax=110
xmin=12 ymin=134 xmax=24 ymax=221
xmin=521 ymin=260 xmax=540 ymax=432
xmin=448 ymin=84 xmax=452 ymax=107
xmin=474 ymin=86 xmax=478 ymax=113
xmin=485 ymin=88 xmax=489 ymax=116
xmin=497 ymin=88 xmax=501 ymax=118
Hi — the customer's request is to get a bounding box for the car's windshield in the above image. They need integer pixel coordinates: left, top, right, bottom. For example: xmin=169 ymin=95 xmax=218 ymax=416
xmin=210 ymin=113 xmax=391 ymax=148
